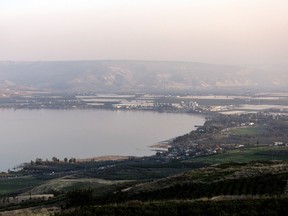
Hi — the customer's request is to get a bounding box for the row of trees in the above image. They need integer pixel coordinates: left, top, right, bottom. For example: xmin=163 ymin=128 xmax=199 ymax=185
xmin=30 ymin=157 xmax=77 ymax=165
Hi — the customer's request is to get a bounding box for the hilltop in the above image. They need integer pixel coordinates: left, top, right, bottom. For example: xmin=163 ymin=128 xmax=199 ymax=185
xmin=0 ymin=61 xmax=287 ymax=94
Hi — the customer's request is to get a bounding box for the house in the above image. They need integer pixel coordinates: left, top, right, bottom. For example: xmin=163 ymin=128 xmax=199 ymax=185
xmin=274 ymin=142 xmax=284 ymax=146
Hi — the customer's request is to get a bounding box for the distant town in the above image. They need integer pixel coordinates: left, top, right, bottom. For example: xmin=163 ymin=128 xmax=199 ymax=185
xmin=1 ymin=84 xmax=288 ymax=115
xmin=154 ymin=112 xmax=288 ymax=161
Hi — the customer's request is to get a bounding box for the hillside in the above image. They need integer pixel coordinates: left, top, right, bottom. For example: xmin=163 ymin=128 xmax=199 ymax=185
xmin=56 ymin=161 xmax=288 ymax=216
xmin=0 ymin=61 xmax=287 ymax=93
xmin=116 ymin=160 xmax=288 ymax=201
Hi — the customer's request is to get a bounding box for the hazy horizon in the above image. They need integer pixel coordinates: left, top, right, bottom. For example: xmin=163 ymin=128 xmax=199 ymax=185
xmin=1 ymin=59 xmax=288 ymax=67
xmin=1 ymin=0 xmax=288 ymax=65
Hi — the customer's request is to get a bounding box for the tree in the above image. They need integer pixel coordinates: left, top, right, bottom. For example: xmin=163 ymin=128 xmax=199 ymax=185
xmin=35 ymin=158 xmax=43 ymax=165
xmin=52 ymin=157 xmax=60 ymax=162
xmin=69 ymin=158 xmax=76 ymax=163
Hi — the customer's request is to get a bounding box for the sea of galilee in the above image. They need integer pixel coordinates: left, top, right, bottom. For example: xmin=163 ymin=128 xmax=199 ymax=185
xmin=0 ymin=109 xmax=205 ymax=171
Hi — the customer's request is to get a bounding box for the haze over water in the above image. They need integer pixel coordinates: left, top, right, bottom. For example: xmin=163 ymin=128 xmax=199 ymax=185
xmin=0 ymin=109 xmax=205 ymax=171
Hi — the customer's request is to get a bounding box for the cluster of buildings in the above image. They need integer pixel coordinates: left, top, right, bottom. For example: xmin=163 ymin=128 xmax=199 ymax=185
xmin=111 ymin=100 xmax=202 ymax=112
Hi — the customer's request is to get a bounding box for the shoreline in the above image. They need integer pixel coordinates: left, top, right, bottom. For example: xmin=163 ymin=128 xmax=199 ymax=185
xmin=149 ymin=117 xmax=207 ymax=151
xmin=77 ymin=155 xmax=131 ymax=162
xmin=2 ymin=109 xmax=207 ymax=172
xmin=149 ymin=139 xmax=173 ymax=149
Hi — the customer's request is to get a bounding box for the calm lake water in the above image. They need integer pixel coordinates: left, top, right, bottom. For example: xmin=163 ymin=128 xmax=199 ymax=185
xmin=0 ymin=109 xmax=205 ymax=171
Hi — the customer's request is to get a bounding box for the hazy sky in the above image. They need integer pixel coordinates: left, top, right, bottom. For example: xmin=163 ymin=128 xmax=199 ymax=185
xmin=1 ymin=0 xmax=288 ymax=64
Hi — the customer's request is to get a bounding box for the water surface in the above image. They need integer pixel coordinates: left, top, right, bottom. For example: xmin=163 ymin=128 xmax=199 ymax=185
xmin=0 ymin=109 xmax=205 ymax=171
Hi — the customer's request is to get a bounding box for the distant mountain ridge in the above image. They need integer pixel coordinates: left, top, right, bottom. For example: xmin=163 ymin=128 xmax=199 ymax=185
xmin=0 ymin=60 xmax=287 ymax=93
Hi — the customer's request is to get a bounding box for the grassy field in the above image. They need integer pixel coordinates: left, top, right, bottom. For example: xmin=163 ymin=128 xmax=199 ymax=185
xmin=0 ymin=176 xmax=45 ymax=195
xmin=228 ymin=125 xmax=267 ymax=136
xmin=0 ymin=206 xmax=60 ymax=216
xmin=23 ymin=178 xmax=129 ymax=195
xmin=190 ymin=146 xmax=288 ymax=164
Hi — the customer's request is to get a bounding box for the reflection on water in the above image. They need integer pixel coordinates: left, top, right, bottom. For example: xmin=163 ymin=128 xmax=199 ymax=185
xmin=0 ymin=109 xmax=205 ymax=171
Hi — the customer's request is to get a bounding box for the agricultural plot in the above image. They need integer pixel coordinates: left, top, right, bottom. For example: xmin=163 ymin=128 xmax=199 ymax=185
xmin=191 ymin=147 xmax=288 ymax=164
xmin=228 ymin=125 xmax=267 ymax=136
xmin=0 ymin=176 xmax=45 ymax=194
